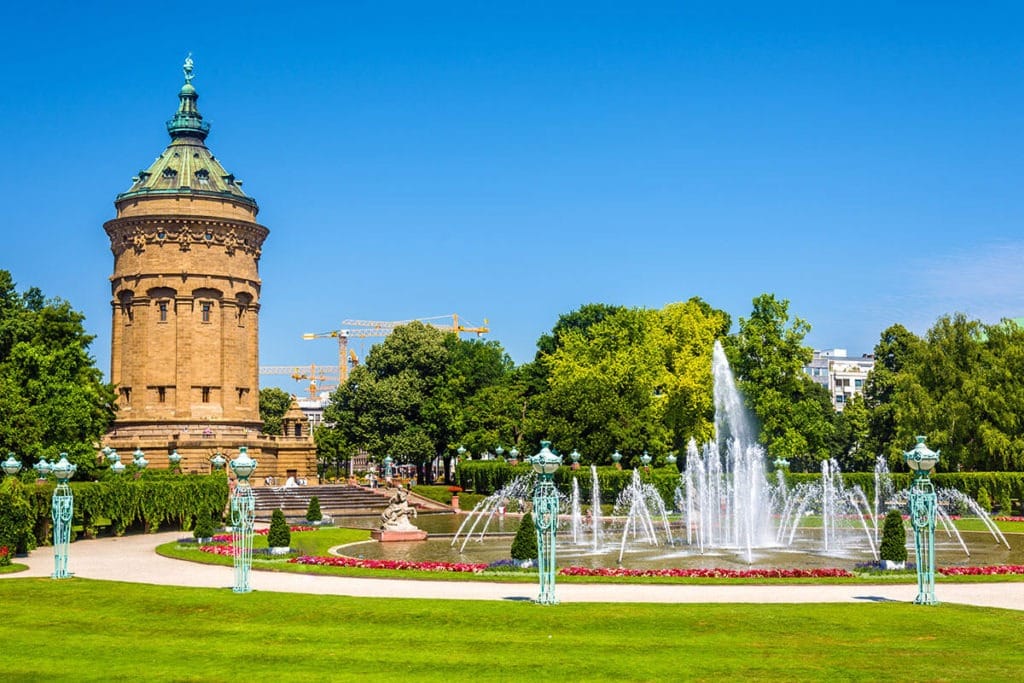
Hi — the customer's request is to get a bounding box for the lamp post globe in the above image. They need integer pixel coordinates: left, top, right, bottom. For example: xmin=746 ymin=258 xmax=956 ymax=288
xmin=640 ymin=451 xmax=652 ymax=468
xmin=383 ymin=454 xmax=394 ymax=481
xmin=107 ymin=449 xmax=120 ymax=463
xmin=495 ymin=446 xmax=504 ymax=459
xmin=110 ymin=460 xmax=126 ymax=475
xmin=666 ymin=451 xmax=677 ymax=467
xmin=51 ymin=455 xmax=76 ymax=483
xmin=569 ymin=449 xmax=580 ymax=463
xmin=529 ymin=441 xmax=562 ymax=605
xmin=2 ymin=453 xmax=22 ymax=477
xmin=509 ymin=447 xmax=519 ymax=463
xmin=611 ymin=450 xmax=622 ymax=469
xmin=903 ymin=435 xmax=940 ymax=605
xmin=229 ymin=446 xmax=257 ymax=482
xmin=210 ymin=452 xmax=227 ymax=470
xmin=168 ymin=450 xmax=182 ymax=467
xmin=34 ymin=458 xmax=51 ymax=478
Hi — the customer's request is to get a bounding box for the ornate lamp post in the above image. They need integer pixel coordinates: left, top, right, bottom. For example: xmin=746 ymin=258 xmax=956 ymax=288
xmin=34 ymin=458 xmax=52 ymax=479
xmin=496 ymin=445 xmax=505 ymax=460
xmin=611 ymin=450 xmax=622 ymax=470
xmin=640 ymin=451 xmax=652 ymax=469
xmin=110 ymin=460 xmax=126 ymax=475
xmin=210 ymin=452 xmax=227 ymax=471
xmin=2 ymin=453 xmax=22 ymax=477
xmin=509 ymin=447 xmax=519 ymax=465
xmin=229 ymin=446 xmax=257 ymax=594
xmin=50 ymin=454 xmax=76 ymax=579
xmin=569 ymin=449 xmax=581 ymax=470
xmin=168 ymin=449 xmax=182 ymax=470
xmin=530 ymin=441 xmax=562 ymax=605
xmin=904 ymin=435 xmax=940 ymax=605
xmin=383 ymin=454 xmax=394 ymax=482
xmin=666 ymin=451 xmax=677 ymax=470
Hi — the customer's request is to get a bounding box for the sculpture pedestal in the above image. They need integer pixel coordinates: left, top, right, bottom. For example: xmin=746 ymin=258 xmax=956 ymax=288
xmin=372 ymin=529 xmax=428 ymax=542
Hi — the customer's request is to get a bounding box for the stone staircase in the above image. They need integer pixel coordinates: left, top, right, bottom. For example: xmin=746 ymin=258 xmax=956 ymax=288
xmin=252 ymin=484 xmax=447 ymax=521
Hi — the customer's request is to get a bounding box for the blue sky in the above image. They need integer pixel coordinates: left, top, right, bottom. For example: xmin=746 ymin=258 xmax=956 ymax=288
xmin=3 ymin=2 xmax=1024 ymax=392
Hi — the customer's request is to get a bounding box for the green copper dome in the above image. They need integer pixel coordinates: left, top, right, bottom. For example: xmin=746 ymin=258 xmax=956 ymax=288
xmin=117 ymin=56 xmax=256 ymax=209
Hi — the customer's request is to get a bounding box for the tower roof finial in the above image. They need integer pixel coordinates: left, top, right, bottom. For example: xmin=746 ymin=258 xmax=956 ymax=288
xmin=166 ymin=54 xmax=209 ymax=141
xmin=183 ymin=52 xmax=195 ymax=83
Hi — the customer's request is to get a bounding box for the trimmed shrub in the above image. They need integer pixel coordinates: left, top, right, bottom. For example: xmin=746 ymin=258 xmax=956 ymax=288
xmin=193 ymin=515 xmax=217 ymax=540
xmin=510 ymin=511 xmax=537 ymax=561
xmin=0 ymin=478 xmax=35 ymax=555
xmin=267 ymin=509 xmax=291 ymax=548
xmin=997 ymin=490 xmax=1013 ymax=515
xmin=976 ymin=487 xmax=992 ymax=512
xmin=306 ymin=496 xmax=323 ymax=522
xmin=879 ymin=509 xmax=907 ymax=564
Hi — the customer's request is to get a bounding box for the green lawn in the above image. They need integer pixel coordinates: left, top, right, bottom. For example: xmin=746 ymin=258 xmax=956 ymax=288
xmin=0 ymin=578 xmax=1021 ymax=681
xmin=156 ymin=527 xmax=1024 ymax=584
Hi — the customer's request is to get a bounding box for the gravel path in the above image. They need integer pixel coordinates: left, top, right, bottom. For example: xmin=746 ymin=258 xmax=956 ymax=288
xmin=5 ymin=532 xmax=1023 ymax=610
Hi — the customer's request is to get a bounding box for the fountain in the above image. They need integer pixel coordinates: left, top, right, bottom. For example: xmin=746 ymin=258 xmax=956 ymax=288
xmin=435 ymin=341 xmax=1016 ymax=570
xmin=612 ymin=469 xmax=674 ymax=563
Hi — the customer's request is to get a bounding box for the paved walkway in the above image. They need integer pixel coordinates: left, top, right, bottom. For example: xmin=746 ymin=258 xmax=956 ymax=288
xmin=5 ymin=532 xmax=1023 ymax=610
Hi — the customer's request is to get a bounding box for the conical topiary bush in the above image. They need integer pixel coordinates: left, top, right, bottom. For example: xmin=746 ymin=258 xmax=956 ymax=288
xmin=306 ymin=496 xmax=323 ymax=523
xmin=879 ymin=509 xmax=907 ymax=565
xmin=510 ymin=511 xmax=538 ymax=561
xmin=267 ymin=508 xmax=291 ymax=551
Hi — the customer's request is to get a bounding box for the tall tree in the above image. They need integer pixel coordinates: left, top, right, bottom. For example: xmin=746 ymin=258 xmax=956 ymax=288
xmin=535 ymin=299 xmax=730 ymax=465
xmin=258 ymin=387 xmax=292 ymax=436
xmin=0 ymin=270 xmax=115 ymax=478
xmin=724 ymin=293 xmax=835 ymax=469
xmin=322 ymin=322 xmax=515 ymax=484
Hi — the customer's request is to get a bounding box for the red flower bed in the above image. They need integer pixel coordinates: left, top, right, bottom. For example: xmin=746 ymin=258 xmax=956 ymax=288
xmin=993 ymin=516 xmax=1024 ymax=523
xmin=199 ymin=544 xmax=238 ymax=557
xmin=290 ymin=555 xmax=488 ymax=573
xmin=938 ymin=565 xmax=1024 ymax=576
xmin=558 ymin=566 xmax=855 ymax=579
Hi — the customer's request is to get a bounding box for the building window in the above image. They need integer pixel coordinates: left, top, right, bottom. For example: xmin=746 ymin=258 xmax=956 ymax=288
xmin=121 ymin=387 xmax=131 ymax=404
xmin=158 ymin=301 xmax=168 ymax=322
xmin=237 ymin=387 xmax=248 ymax=403
xmin=201 ymin=302 xmax=212 ymax=323
xmin=835 ymin=394 xmax=845 ymax=404
xmin=202 ymin=387 xmax=211 ymax=403
xmin=294 ymin=424 xmax=303 ymax=438
xmin=854 ymin=379 xmax=863 ymax=388
xmin=158 ymin=387 xmax=166 ymax=403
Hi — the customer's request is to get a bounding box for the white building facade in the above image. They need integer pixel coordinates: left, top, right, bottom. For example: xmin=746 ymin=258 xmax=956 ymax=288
xmin=804 ymin=348 xmax=875 ymax=411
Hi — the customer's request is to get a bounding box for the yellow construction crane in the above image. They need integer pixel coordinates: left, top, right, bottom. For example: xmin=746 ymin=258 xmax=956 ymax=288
xmin=258 ymin=363 xmax=336 ymax=398
xmin=303 ymin=314 xmax=489 ymax=383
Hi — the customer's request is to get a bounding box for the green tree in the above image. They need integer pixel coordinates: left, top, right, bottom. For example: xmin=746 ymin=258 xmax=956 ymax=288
xmin=0 ymin=271 xmax=115 ymax=478
xmin=306 ymin=496 xmax=322 ymax=522
xmin=323 ymin=322 xmax=515 ymax=484
xmin=879 ymin=509 xmax=907 ymax=564
xmin=535 ymin=299 xmax=729 ymax=465
xmin=862 ymin=324 xmax=926 ymax=466
xmin=724 ymin=294 xmax=835 ymax=469
xmin=267 ymin=509 xmax=291 ymax=548
xmin=259 ymin=387 xmax=292 ymax=436
xmin=510 ymin=511 xmax=538 ymax=560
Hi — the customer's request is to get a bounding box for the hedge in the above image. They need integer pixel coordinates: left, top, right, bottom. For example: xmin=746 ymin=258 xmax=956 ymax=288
xmin=456 ymin=460 xmax=1024 ymax=511
xmin=5 ymin=474 xmax=229 ymax=545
